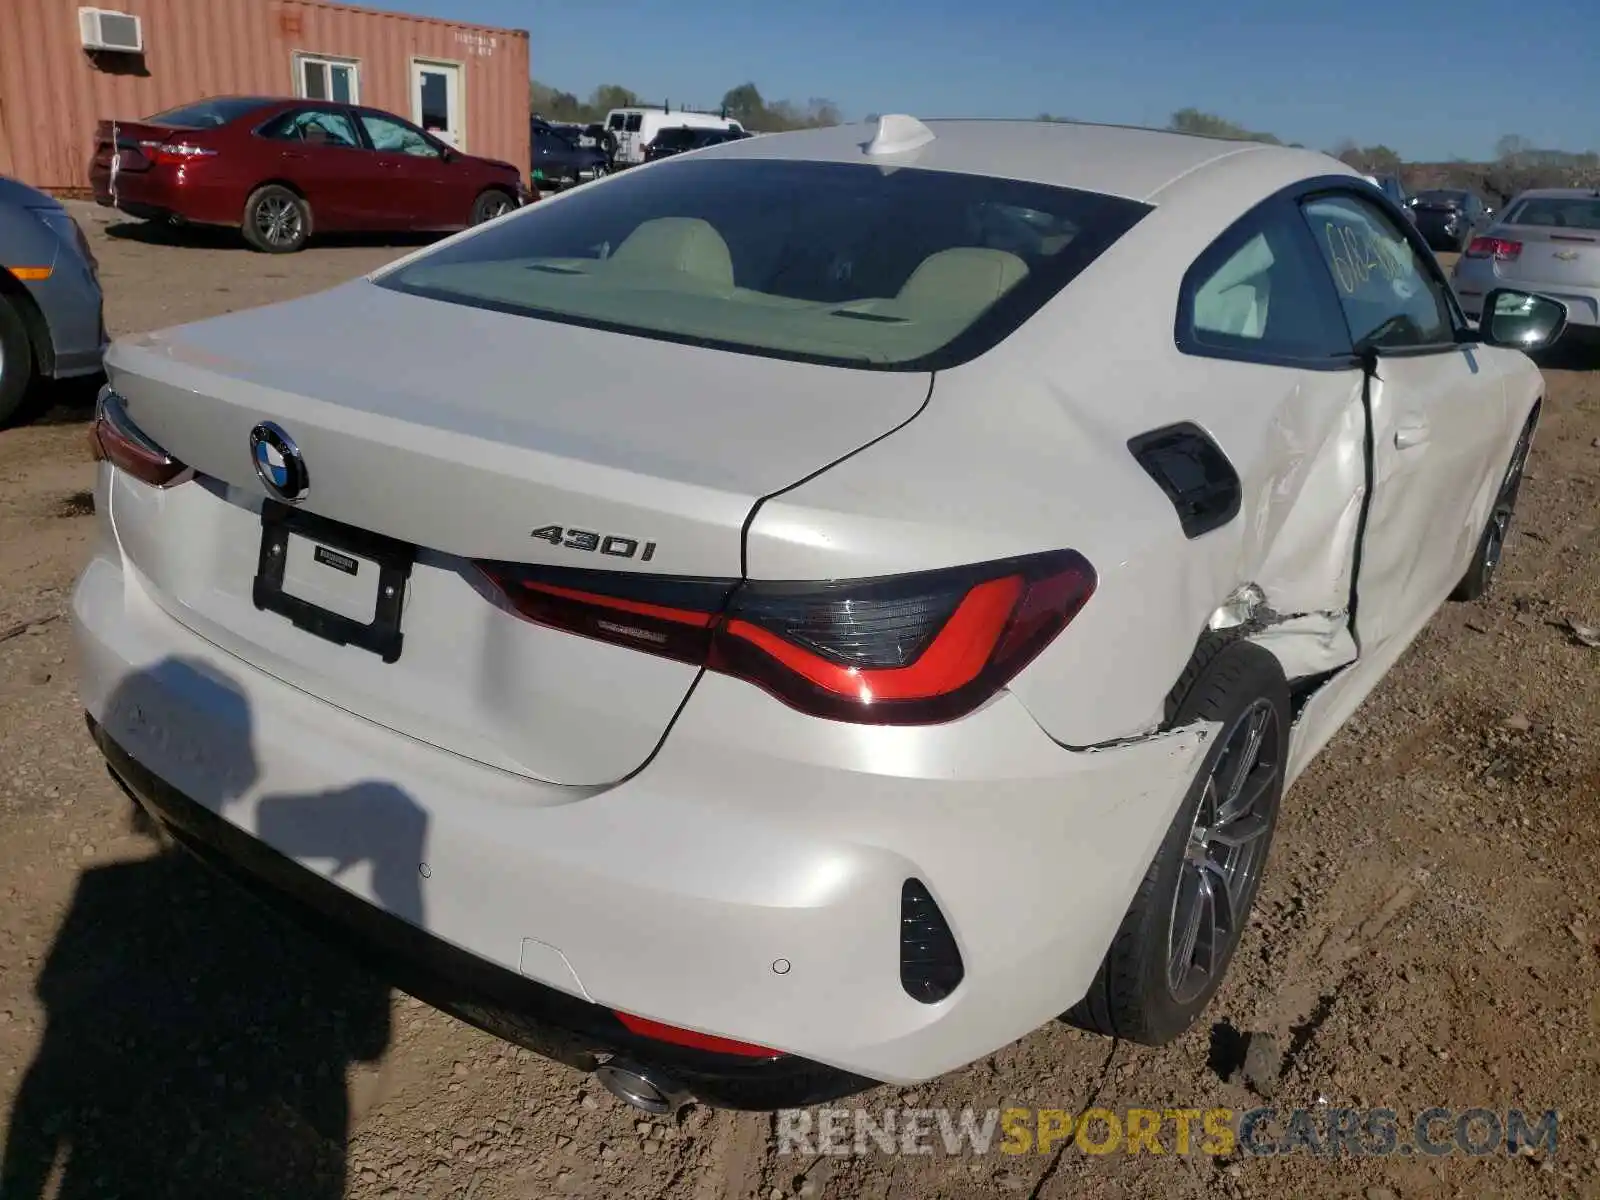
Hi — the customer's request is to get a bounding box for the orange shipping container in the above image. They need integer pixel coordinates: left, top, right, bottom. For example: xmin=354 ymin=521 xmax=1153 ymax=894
xmin=0 ymin=0 xmax=530 ymax=194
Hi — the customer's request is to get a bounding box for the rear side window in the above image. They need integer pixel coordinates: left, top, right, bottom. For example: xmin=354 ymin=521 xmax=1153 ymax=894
xmin=261 ymin=109 xmax=360 ymax=148
xmin=1503 ymin=196 xmax=1600 ymax=230
xmin=146 ymin=97 xmax=270 ymax=127
xmin=1178 ymin=208 xmax=1353 ymax=365
xmin=624 ymin=114 xmax=643 ymax=133
xmin=376 ymin=158 xmax=1149 ymax=370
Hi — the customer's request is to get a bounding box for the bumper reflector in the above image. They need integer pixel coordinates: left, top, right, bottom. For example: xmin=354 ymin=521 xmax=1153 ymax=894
xmin=612 ymin=1011 xmax=784 ymax=1059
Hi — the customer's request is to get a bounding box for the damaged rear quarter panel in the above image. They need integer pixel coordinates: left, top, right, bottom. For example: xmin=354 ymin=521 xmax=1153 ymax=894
xmin=746 ymin=174 xmax=1375 ymax=746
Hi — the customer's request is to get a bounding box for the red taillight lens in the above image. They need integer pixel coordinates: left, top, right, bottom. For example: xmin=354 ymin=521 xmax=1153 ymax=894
xmin=613 ymin=1011 xmax=783 ymax=1058
xmin=478 ymin=550 xmax=1096 ymax=726
xmin=1466 ymin=236 xmax=1521 ymax=262
xmin=476 ymin=567 xmax=733 ymax=664
xmin=712 ymin=551 xmax=1095 ymax=724
xmin=140 ymin=140 xmax=218 ymax=166
xmin=90 ymin=388 xmax=189 ymax=487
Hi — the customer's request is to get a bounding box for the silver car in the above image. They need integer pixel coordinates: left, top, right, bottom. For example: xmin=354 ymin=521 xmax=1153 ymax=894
xmin=1452 ymin=187 xmax=1600 ymax=327
xmin=0 ymin=176 xmax=107 ymax=426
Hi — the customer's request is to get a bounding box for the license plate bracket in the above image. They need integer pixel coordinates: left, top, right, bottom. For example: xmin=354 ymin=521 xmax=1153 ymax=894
xmin=253 ymin=502 xmax=416 ymax=663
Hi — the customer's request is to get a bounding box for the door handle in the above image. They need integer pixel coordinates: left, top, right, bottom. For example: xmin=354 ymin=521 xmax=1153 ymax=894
xmin=1394 ymin=422 xmax=1430 ymax=450
xmin=282 ymin=150 xmax=305 ymax=160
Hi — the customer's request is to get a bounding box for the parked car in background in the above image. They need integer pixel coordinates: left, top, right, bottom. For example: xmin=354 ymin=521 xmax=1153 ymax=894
xmin=642 ymin=126 xmax=750 ymax=162
xmin=0 ymin=176 xmax=105 ymax=426
xmin=532 ymin=119 xmax=609 ymax=188
xmin=1453 ymin=188 xmax=1600 ymax=328
xmin=1363 ymin=174 xmax=1415 ymax=222
xmin=1410 ymin=188 xmax=1491 ymax=253
xmin=90 ymin=96 xmax=529 ymax=254
xmin=602 ymin=107 xmax=744 ymax=167
xmin=77 ymin=116 xmax=1560 ymax=1112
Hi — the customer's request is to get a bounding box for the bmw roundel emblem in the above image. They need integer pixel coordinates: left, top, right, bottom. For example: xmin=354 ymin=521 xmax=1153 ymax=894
xmin=249 ymin=421 xmax=308 ymax=503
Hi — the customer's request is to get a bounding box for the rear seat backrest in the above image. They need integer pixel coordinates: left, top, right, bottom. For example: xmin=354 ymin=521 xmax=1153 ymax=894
xmin=894 ymin=248 xmax=1030 ymax=320
xmin=609 ymin=218 xmax=735 ymax=290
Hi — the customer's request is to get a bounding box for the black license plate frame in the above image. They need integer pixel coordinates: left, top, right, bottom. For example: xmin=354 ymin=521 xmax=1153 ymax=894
xmin=252 ymin=502 xmax=416 ymax=664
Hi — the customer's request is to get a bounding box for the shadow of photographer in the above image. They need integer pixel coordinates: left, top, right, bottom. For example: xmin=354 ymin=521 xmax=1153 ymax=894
xmin=1 ymin=656 xmax=428 ymax=1199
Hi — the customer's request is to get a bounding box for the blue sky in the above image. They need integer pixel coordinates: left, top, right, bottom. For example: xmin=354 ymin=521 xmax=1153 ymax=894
xmin=394 ymin=0 xmax=1600 ymax=161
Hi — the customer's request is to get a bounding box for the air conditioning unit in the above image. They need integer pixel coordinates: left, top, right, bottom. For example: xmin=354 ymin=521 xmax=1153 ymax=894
xmin=79 ymin=8 xmax=144 ymax=53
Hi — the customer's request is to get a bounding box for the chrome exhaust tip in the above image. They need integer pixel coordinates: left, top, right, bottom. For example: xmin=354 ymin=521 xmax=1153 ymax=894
xmin=594 ymin=1058 xmax=692 ymax=1116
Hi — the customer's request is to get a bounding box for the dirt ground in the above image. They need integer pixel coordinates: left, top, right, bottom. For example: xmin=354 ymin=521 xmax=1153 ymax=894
xmin=1 ymin=207 xmax=1598 ymax=1200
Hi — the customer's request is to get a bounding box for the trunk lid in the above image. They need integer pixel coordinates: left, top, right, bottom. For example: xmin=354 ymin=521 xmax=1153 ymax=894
xmin=1503 ymin=224 xmax=1600 ymax=287
xmin=105 ymin=281 xmax=931 ymax=785
xmin=92 ymin=119 xmax=186 ymax=173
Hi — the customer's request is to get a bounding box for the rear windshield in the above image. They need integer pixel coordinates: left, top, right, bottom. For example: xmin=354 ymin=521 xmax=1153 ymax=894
xmin=1414 ymin=190 xmax=1467 ymax=206
xmin=145 ymin=97 xmax=271 ymax=128
xmin=1504 ymin=196 xmax=1600 ymax=230
xmin=375 ymin=159 xmax=1149 ymax=370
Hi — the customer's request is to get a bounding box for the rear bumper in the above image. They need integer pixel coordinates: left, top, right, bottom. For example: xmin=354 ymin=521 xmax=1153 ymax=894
xmin=90 ymin=164 xmax=239 ymax=227
xmin=1453 ymin=259 xmax=1600 ymax=325
xmin=91 ymin=715 xmax=867 ymax=1109
xmin=71 ymin=465 xmax=1212 ymax=1090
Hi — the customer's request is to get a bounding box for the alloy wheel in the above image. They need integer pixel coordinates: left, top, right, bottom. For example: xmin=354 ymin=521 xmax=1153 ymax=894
xmin=255 ymin=196 xmax=302 ymax=248
xmin=1166 ymin=698 xmax=1283 ymax=1004
xmin=1482 ymin=431 xmax=1531 ymax=580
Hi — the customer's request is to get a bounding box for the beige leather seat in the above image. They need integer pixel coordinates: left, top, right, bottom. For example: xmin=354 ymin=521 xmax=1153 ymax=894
xmin=609 ymin=218 xmax=735 ymax=290
xmin=894 ymin=247 xmax=1030 ymax=319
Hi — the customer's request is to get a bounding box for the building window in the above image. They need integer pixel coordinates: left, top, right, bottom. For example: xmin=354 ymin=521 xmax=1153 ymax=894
xmin=294 ymin=54 xmax=360 ymax=104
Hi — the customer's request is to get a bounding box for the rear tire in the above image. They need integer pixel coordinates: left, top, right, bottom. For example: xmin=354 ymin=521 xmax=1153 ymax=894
xmin=0 ymin=295 xmax=37 ymax=429
xmin=1451 ymin=416 xmax=1535 ymax=601
xmin=1067 ymin=640 xmax=1289 ymax=1045
xmin=242 ymin=185 xmax=310 ymax=253
xmin=471 ymin=189 xmax=516 ymax=225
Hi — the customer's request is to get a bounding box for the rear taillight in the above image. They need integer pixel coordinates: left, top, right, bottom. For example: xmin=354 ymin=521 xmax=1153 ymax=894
xmin=90 ymin=388 xmax=189 ymax=488
xmin=140 ymin=140 xmax=218 ymax=166
xmin=1466 ymin=236 xmax=1522 ymax=262
xmin=478 ymin=550 xmax=1096 ymax=725
xmin=475 ymin=567 xmax=733 ymax=664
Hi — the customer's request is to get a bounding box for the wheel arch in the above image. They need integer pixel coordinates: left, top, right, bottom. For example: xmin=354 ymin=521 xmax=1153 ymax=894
xmin=245 ymin=180 xmax=313 ymax=228
xmin=0 ymin=274 xmax=56 ymax=377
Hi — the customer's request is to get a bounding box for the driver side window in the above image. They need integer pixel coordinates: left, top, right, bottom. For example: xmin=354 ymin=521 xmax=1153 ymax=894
xmin=1300 ymin=194 xmax=1454 ymax=349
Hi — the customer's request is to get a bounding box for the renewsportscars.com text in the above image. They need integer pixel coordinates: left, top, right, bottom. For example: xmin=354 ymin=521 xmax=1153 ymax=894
xmin=776 ymin=1106 xmax=1560 ymax=1159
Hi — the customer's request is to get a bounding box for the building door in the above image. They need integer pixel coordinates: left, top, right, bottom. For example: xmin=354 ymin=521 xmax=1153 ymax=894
xmin=411 ymin=60 xmax=463 ymax=149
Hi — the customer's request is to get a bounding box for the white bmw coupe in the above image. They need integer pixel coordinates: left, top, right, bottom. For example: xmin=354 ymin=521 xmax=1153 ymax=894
xmin=74 ymin=115 xmax=1562 ymax=1111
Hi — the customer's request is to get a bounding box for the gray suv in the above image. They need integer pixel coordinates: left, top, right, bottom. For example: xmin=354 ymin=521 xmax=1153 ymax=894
xmin=0 ymin=176 xmax=106 ymax=425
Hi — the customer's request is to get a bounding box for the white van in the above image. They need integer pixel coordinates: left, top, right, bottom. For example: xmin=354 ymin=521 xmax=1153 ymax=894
xmin=602 ymin=108 xmax=744 ymax=167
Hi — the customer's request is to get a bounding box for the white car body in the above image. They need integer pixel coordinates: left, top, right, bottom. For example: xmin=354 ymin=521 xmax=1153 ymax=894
xmin=74 ymin=118 xmax=1546 ymax=1106
xmin=602 ymin=107 xmax=743 ymax=166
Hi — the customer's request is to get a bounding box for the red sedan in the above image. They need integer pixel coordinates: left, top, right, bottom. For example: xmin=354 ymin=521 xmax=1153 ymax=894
xmin=90 ymin=96 xmax=531 ymax=253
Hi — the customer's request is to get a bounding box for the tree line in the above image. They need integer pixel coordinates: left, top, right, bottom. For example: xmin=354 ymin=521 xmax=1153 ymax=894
xmin=524 ymin=88 xmax=1600 ymax=202
xmin=529 ymin=80 xmax=842 ymax=133
xmin=1167 ymin=110 xmax=1600 ymax=203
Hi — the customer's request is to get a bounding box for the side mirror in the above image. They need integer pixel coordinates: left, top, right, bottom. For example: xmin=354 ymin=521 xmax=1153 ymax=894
xmin=1481 ymin=288 xmax=1567 ymax=351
